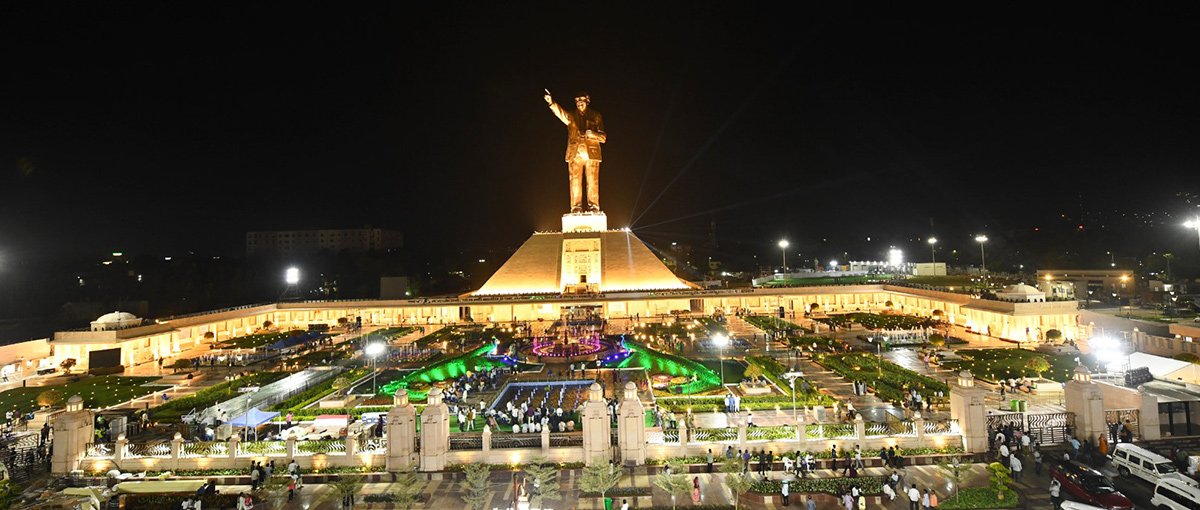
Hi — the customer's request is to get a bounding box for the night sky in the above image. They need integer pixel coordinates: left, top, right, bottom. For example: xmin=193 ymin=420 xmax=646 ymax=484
xmin=3 ymin=5 xmax=1199 ymax=268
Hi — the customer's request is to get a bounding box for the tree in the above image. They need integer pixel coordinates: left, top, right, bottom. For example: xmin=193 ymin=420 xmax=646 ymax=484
xmin=884 ymin=300 xmax=894 ymax=308
xmin=986 ymin=462 xmax=1013 ymax=500
xmin=809 ymin=303 xmax=820 ymax=312
xmin=36 ymin=389 xmax=64 ymax=408
xmin=578 ymin=462 xmax=625 ymax=503
xmin=1165 ymin=253 xmax=1175 ymax=281
xmin=936 ymin=456 xmax=971 ymax=502
xmin=337 ymin=317 xmax=349 ymax=327
xmin=1024 ymin=357 xmax=1051 ymax=378
xmin=332 ymin=376 xmax=352 ymax=395
xmin=1045 ymin=329 xmax=1063 ymax=342
xmin=743 ymin=363 xmax=764 ymax=381
xmin=459 ymin=464 xmax=492 ymax=510
xmin=259 ymin=474 xmax=291 ymax=509
xmin=0 ymin=479 xmax=20 ymax=510
xmin=262 ymin=320 xmax=274 ymax=330
xmin=1176 ymin=353 xmax=1200 ymax=364
xmin=390 ymin=464 xmax=424 ymax=509
xmin=931 ymin=309 xmax=944 ymax=319
xmin=203 ymin=331 xmax=215 ymax=343
xmin=170 ymin=358 xmax=194 ymax=373
xmin=59 ymin=358 xmax=77 ymax=372
xmin=653 ymin=462 xmax=691 ymax=510
xmin=318 ymin=475 xmax=364 ymax=508
xmin=720 ymin=458 xmax=753 ymax=510
xmin=522 ymin=456 xmax=561 ymax=509
xmin=928 ymin=333 xmax=946 ymax=349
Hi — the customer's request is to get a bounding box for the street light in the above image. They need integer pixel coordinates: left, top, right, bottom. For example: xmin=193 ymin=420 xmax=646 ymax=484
xmin=974 ymin=235 xmax=988 ymax=275
xmin=778 ymin=240 xmax=790 ymax=274
xmin=366 ymin=342 xmax=386 ymax=394
xmin=285 ymin=267 xmax=299 ymax=285
xmin=1107 ymin=251 xmax=1115 ymax=268
xmin=928 ymin=238 xmax=937 ymax=264
xmin=713 ymin=333 xmax=729 ymax=387
xmin=1185 ymin=217 xmax=1200 ymax=254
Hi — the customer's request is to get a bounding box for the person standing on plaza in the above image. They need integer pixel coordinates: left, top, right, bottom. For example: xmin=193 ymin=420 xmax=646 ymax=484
xmin=1033 ymin=448 xmax=1043 ymax=475
xmin=929 ymin=490 xmax=938 ymax=510
xmin=907 ymin=485 xmax=921 ymax=510
xmin=853 ymin=445 xmax=864 ymax=469
xmin=922 ymin=489 xmax=930 ymax=510
xmin=806 ymin=495 xmax=816 ymax=510
xmin=1010 ymin=454 xmax=1023 ymax=483
xmin=1050 ymin=479 xmax=1062 ymax=510
xmin=706 ymin=448 xmax=713 ymax=473
xmin=782 ymin=479 xmax=790 ymax=506
xmin=692 ymin=476 xmax=700 ymax=504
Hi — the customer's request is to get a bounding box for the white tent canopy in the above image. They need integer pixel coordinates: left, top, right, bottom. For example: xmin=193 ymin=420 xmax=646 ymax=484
xmin=1111 ymin=352 xmax=1200 ymax=383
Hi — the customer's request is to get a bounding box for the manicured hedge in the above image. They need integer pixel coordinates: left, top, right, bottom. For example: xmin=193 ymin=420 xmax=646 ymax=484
xmin=938 ymin=486 xmax=1019 ymax=509
xmin=817 ymin=353 xmax=948 ymax=405
xmin=751 ymin=476 xmax=884 ymax=495
xmin=152 ymin=372 xmax=287 ymax=421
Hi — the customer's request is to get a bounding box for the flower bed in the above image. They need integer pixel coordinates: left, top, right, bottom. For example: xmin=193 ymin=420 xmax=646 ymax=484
xmin=815 ymin=313 xmax=934 ymax=331
xmin=580 ymin=487 xmax=651 ymax=498
xmin=656 ymin=392 xmax=832 ymax=413
xmin=152 ymin=372 xmax=288 ymax=422
xmin=816 ymin=353 xmax=949 ymax=405
xmin=938 ymin=349 xmax=1091 ymax=383
xmin=751 ymin=476 xmax=884 ymax=495
xmin=938 ymin=487 xmax=1019 ymax=509
xmin=269 ymin=368 xmax=369 ymax=411
xmin=125 ymin=494 xmax=242 ymax=510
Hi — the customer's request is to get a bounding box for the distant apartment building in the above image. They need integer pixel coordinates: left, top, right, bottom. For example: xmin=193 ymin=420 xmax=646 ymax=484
xmin=246 ymin=228 xmax=403 ymax=258
xmin=1035 ymin=269 xmax=1136 ymax=300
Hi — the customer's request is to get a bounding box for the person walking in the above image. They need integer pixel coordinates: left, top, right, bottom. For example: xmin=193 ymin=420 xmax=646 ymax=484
xmin=907 ymin=485 xmax=921 ymax=510
xmin=692 ymin=476 xmax=701 ymax=504
xmin=782 ymin=479 xmax=790 ymax=506
xmin=853 ymin=445 xmax=864 ymax=469
xmin=1033 ymin=448 xmax=1043 ymax=475
xmin=1050 ymin=479 xmax=1063 ymax=510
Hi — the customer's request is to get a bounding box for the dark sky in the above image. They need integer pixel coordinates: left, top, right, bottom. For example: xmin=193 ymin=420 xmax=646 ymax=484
xmin=2 ymin=4 xmax=1199 ymax=267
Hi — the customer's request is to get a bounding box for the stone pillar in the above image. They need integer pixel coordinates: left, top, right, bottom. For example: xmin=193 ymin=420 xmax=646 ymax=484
xmin=914 ymin=413 xmax=926 ymax=447
xmin=1135 ymin=386 xmax=1162 ymax=441
xmin=854 ymin=414 xmax=865 ymax=441
xmin=737 ymin=419 xmax=747 ymax=450
xmin=113 ymin=436 xmax=127 ymax=464
xmin=580 ymin=383 xmax=611 ymax=466
xmin=346 ymin=433 xmax=358 ymax=456
xmin=541 ymin=425 xmax=551 ymax=457
xmin=796 ymin=414 xmax=807 ymax=449
xmin=1065 ymin=365 xmax=1106 ymax=445
xmin=616 ymin=382 xmax=646 ymax=466
xmin=418 ymin=387 xmax=449 ymax=472
xmin=51 ymin=395 xmax=95 ymax=474
xmin=286 ymin=435 xmax=297 ymax=461
xmin=386 ymin=390 xmax=418 ymax=470
xmin=482 ymin=425 xmax=492 ymax=461
xmin=229 ymin=435 xmax=240 ymax=462
xmin=949 ymin=370 xmax=989 ymax=453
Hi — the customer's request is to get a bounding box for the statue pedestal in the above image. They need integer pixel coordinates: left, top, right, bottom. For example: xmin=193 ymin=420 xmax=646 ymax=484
xmin=562 ymin=212 xmax=607 ymax=233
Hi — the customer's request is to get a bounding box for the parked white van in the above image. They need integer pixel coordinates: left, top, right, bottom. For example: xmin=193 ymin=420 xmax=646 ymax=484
xmin=1111 ymin=443 xmax=1192 ymax=485
xmin=1150 ymin=478 xmax=1200 ymax=510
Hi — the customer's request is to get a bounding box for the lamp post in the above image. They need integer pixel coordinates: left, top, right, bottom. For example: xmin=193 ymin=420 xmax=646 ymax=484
xmin=366 ymin=342 xmax=386 ymax=394
xmin=974 ymin=235 xmax=988 ymax=276
xmin=1107 ymin=251 xmax=1115 ymax=268
xmin=928 ymin=238 xmax=937 ymax=264
xmin=714 ymin=333 xmax=729 ymax=386
xmin=778 ymin=240 xmax=790 ymax=275
xmin=1186 ymin=217 xmax=1200 ymax=254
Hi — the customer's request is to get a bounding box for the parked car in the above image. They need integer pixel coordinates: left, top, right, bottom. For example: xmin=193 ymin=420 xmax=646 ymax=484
xmin=1150 ymin=478 xmax=1200 ymax=510
xmin=1112 ymin=443 xmax=1194 ymax=485
xmin=1049 ymin=460 xmax=1133 ymax=510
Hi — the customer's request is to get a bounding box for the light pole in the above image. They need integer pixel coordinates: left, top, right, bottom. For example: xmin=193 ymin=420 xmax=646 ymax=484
xmin=366 ymin=342 xmax=386 ymax=394
xmin=975 ymin=235 xmax=988 ymax=276
xmin=1185 ymin=217 xmax=1200 ymax=255
xmin=778 ymin=240 xmax=790 ymax=274
xmin=1107 ymin=251 xmax=1115 ymax=268
xmin=714 ymin=333 xmax=729 ymax=386
xmin=928 ymin=238 xmax=937 ymax=264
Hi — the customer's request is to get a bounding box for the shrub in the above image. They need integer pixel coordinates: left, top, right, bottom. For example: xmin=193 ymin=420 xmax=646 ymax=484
xmin=60 ymin=358 xmax=77 ymax=372
xmin=1045 ymin=329 xmax=1062 ymax=341
xmin=37 ymin=389 xmax=64 ymax=408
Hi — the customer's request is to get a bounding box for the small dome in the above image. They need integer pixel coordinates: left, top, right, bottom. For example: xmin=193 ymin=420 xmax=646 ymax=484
xmin=1001 ymin=284 xmax=1041 ymax=295
xmin=95 ymin=311 xmax=139 ymax=323
xmin=67 ymin=395 xmax=83 ymax=405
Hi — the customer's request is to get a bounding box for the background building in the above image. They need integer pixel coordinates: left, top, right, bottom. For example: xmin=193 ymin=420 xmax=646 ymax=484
xmin=1036 ymin=269 xmax=1136 ymax=300
xmin=246 ymin=227 xmax=403 ymax=258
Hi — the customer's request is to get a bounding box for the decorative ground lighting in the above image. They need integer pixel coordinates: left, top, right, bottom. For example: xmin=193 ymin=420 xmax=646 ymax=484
xmin=366 ymin=342 xmax=386 ymax=394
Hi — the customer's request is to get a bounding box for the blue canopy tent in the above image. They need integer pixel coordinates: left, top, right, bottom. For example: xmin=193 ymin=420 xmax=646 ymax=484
xmin=266 ymin=332 xmax=323 ymax=350
xmin=228 ymin=408 xmax=280 ymax=440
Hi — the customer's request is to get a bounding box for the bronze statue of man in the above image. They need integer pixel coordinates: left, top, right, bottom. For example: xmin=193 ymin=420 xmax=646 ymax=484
xmin=544 ymin=90 xmax=606 ymax=213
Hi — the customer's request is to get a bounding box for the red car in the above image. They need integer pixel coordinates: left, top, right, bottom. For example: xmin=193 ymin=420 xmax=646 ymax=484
xmin=1050 ymin=460 xmax=1134 ymax=510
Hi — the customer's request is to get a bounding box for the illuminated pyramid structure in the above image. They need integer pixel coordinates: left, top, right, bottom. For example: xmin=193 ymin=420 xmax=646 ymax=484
xmin=473 ymin=212 xmax=696 ymax=296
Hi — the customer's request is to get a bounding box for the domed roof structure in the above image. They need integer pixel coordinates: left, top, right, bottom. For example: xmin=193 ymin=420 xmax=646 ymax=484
xmin=995 ymin=283 xmax=1046 ymax=302
xmin=90 ymin=311 xmax=142 ymax=331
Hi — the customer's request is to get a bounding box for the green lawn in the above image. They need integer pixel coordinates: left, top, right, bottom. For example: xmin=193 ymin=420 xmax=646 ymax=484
xmin=0 ymin=376 xmax=166 ymax=415
xmin=217 ymin=331 xmax=298 ymax=349
xmin=816 ymin=312 xmax=934 ymax=330
xmin=817 ymin=353 xmax=949 ymax=404
xmin=697 ymin=359 xmax=745 ymax=384
xmin=939 ymin=349 xmax=1096 ymax=383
